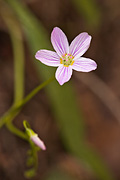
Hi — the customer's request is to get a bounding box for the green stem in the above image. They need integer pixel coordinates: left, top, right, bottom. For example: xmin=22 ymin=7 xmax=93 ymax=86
xmin=29 ymin=140 xmax=38 ymax=170
xmin=6 ymin=121 xmax=28 ymax=140
xmin=19 ymin=76 xmax=55 ymax=107
xmin=0 ymin=1 xmax=24 ymax=104
xmin=0 ymin=106 xmax=19 ymax=128
xmin=0 ymin=76 xmax=55 ymax=128
xmin=13 ymin=25 xmax=24 ymax=104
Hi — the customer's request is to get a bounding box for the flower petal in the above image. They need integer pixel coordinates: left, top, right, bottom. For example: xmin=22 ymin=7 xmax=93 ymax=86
xmin=51 ymin=27 xmax=69 ymax=57
xmin=30 ymin=134 xmax=46 ymax=150
xmin=35 ymin=49 xmax=60 ymax=67
xmin=70 ymin=32 xmax=92 ymax=59
xmin=55 ymin=65 xmax=72 ymax=85
xmin=72 ymin=57 xmax=97 ymax=72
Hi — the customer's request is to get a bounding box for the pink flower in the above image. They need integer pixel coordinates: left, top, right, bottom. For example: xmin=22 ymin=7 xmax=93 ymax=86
xmin=30 ymin=134 xmax=46 ymax=151
xmin=35 ymin=27 xmax=97 ymax=85
xmin=23 ymin=120 xmax=46 ymax=151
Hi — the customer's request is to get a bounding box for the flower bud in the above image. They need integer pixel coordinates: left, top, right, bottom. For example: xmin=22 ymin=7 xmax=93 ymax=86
xmin=23 ymin=121 xmax=46 ymax=150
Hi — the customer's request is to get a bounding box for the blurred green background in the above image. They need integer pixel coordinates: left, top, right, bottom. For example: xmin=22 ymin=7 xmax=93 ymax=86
xmin=0 ymin=0 xmax=120 ymax=180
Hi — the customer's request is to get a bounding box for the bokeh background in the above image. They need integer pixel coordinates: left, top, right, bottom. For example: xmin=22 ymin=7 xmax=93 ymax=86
xmin=0 ymin=0 xmax=120 ymax=180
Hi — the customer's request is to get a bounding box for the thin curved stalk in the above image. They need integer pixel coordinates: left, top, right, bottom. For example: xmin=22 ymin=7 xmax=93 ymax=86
xmin=0 ymin=76 xmax=55 ymax=128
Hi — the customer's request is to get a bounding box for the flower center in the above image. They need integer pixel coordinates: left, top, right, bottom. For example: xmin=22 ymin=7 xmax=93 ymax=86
xmin=60 ymin=54 xmax=74 ymax=67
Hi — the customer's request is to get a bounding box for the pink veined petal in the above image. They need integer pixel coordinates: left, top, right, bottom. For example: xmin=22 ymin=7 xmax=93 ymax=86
xmin=70 ymin=32 xmax=92 ymax=59
xmin=30 ymin=134 xmax=46 ymax=150
xmin=35 ymin=49 xmax=60 ymax=67
xmin=55 ymin=65 xmax=72 ymax=85
xmin=72 ymin=57 xmax=97 ymax=72
xmin=51 ymin=27 xmax=69 ymax=57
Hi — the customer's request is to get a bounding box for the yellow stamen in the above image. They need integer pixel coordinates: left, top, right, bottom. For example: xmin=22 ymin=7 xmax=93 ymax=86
xmin=60 ymin=54 xmax=74 ymax=66
xmin=71 ymin=61 xmax=74 ymax=66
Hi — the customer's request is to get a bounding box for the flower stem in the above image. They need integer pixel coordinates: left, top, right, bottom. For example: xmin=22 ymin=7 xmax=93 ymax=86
xmin=19 ymin=76 xmax=55 ymax=108
xmin=0 ymin=76 xmax=55 ymax=128
xmin=6 ymin=121 xmax=28 ymax=140
xmin=0 ymin=1 xmax=24 ymax=104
